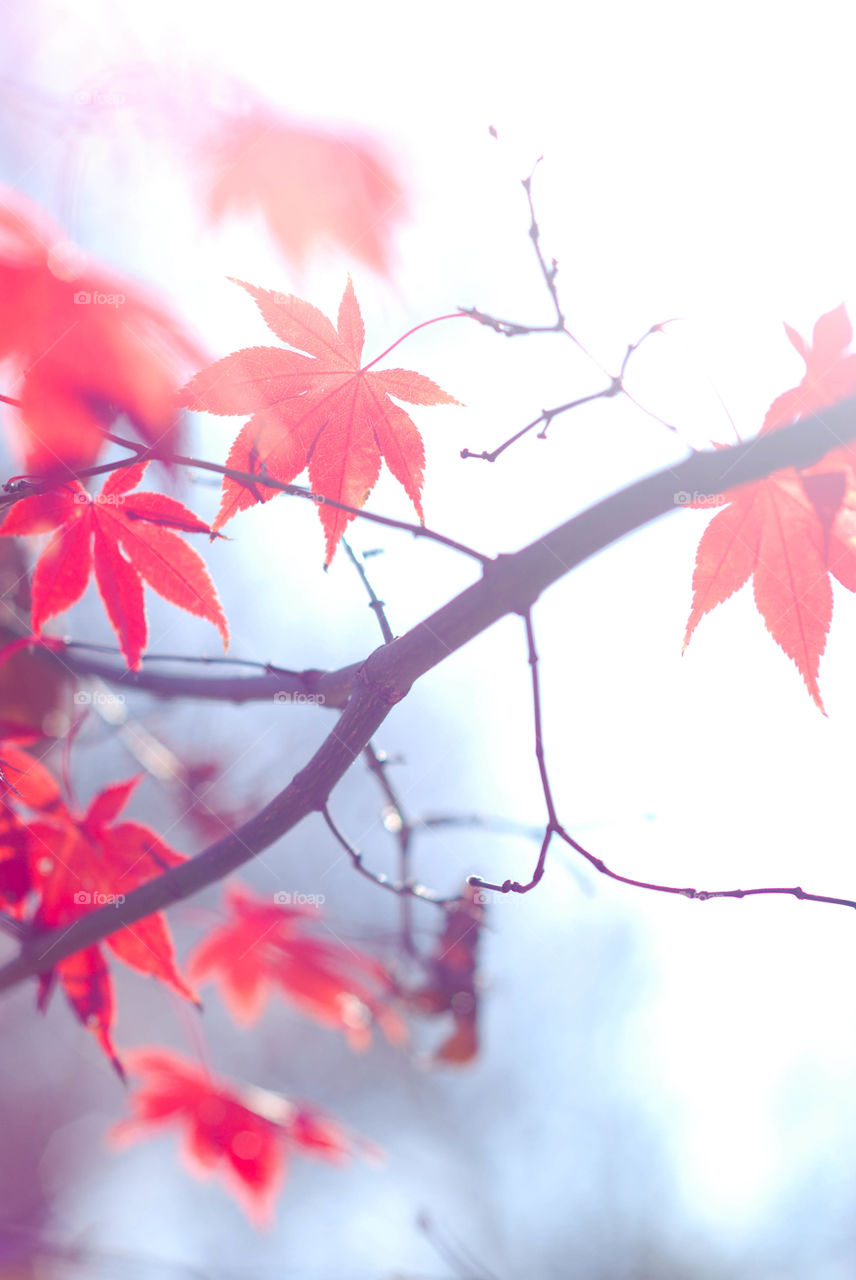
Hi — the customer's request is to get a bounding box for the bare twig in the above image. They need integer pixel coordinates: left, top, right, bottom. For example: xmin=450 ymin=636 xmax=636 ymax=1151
xmin=322 ymin=805 xmax=457 ymax=908
xmin=469 ymin=612 xmax=856 ymax=919
xmin=342 ymin=537 xmax=394 ymax=643
xmin=0 ymin=436 xmax=489 ymax=565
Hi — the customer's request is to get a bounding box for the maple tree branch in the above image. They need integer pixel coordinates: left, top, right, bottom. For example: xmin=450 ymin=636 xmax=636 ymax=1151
xmin=3 ymin=398 xmax=856 ymax=988
xmin=461 ymin=170 xmax=679 ymax=457
xmin=0 ymin=911 xmax=27 ymax=941
xmin=340 ymin=538 xmax=420 ymax=948
xmin=460 ymin=161 xmax=591 ymax=355
xmin=461 ymin=386 xmax=618 ymax=462
xmin=60 ymin=645 xmax=360 ymax=709
xmin=342 ymin=538 xmax=394 ymax=643
xmin=471 ymin=602 xmax=856 ymax=916
xmin=340 ymin=535 xmax=421 ymax=944
xmin=322 ymin=804 xmax=455 ymax=907
xmin=0 ymin=441 xmax=489 ymax=564
xmin=460 ymin=325 xmax=676 ymax=462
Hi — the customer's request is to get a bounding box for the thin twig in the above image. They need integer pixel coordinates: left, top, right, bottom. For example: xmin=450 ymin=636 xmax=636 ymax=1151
xmin=0 ymin=436 xmax=490 ymax=565
xmin=321 ymin=805 xmax=457 ymax=907
xmin=342 ymin=538 xmax=394 ymax=643
xmin=340 ymin=538 xmax=418 ymax=947
xmin=468 ymin=612 xmax=856 ymax=918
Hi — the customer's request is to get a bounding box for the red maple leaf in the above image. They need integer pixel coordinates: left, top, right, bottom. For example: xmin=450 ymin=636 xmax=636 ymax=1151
xmin=188 ymin=884 xmax=406 ymax=1049
xmin=0 ymin=461 xmax=229 ymax=669
xmin=112 ymin=1049 xmax=371 ymax=1225
xmin=204 ymin=110 xmax=407 ymax=276
xmin=0 ymin=187 xmax=204 ymax=473
xmin=24 ymin=775 xmax=196 ymax=1073
xmin=684 ymin=305 xmax=856 ymax=711
xmin=180 ymin=279 xmax=459 ymax=562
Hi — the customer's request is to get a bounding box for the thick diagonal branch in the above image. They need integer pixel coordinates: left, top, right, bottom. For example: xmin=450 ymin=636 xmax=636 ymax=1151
xmin=1 ymin=401 xmax=854 ymax=991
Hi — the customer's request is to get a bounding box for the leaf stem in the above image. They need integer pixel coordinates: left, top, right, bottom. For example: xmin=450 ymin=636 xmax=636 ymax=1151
xmin=361 ymin=312 xmax=470 ymax=372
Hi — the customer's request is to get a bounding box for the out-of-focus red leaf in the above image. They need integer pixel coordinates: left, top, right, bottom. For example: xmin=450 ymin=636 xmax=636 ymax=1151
xmin=203 ymin=110 xmax=406 ymax=276
xmin=0 ymin=187 xmax=205 ymax=473
xmin=181 ymin=279 xmax=459 ymax=562
xmin=188 ymin=883 xmax=406 ymax=1049
xmin=405 ymin=884 xmax=485 ymax=1065
xmin=112 ymin=1049 xmax=372 ymax=1225
xmin=0 ymin=462 xmax=228 ymax=669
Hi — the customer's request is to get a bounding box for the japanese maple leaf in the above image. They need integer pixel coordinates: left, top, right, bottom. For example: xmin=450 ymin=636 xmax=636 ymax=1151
xmin=204 ymin=110 xmax=406 ymax=276
xmin=404 ymin=884 xmax=485 ymax=1065
xmin=188 ymin=884 xmax=406 ymax=1049
xmin=112 ymin=1049 xmax=369 ymax=1225
xmin=26 ymin=775 xmax=197 ymax=1073
xmin=0 ymin=461 xmax=228 ymax=669
xmin=0 ymin=187 xmax=204 ymax=473
xmin=684 ymin=306 xmax=856 ymax=711
xmin=180 ymin=279 xmax=459 ymax=562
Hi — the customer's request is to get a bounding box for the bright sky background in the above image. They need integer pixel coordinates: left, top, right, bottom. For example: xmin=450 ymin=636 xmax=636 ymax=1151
xmin=4 ymin=0 xmax=856 ymax=1275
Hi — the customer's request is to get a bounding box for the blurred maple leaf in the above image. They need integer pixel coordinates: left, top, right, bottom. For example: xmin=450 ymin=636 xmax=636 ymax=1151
xmin=65 ymin=67 xmax=407 ymax=276
xmin=405 ymin=884 xmax=485 ymax=1065
xmin=188 ymin=883 xmax=406 ymax=1049
xmin=204 ymin=109 xmax=406 ymax=276
xmin=112 ymin=1049 xmax=373 ymax=1225
xmin=0 ymin=187 xmax=204 ymax=473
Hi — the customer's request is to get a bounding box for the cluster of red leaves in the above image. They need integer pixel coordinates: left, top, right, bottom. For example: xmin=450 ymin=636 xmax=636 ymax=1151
xmin=0 ymin=758 xmax=196 ymax=1075
xmin=180 ymin=279 xmax=459 ymax=562
xmin=0 ymin=461 xmax=228 ymax=669
xmin=188 ymin=883 xmax=406 ymax=1049
xmin=112 ymin=1049 xmax=373 ymax=1226
xmin=685 ymin=304 xmax=856 ymax=710
xmin=0 ymin=188 xmax=202 ymax=473
xmin=404 ymin=885 xmax=485 ymax=1065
